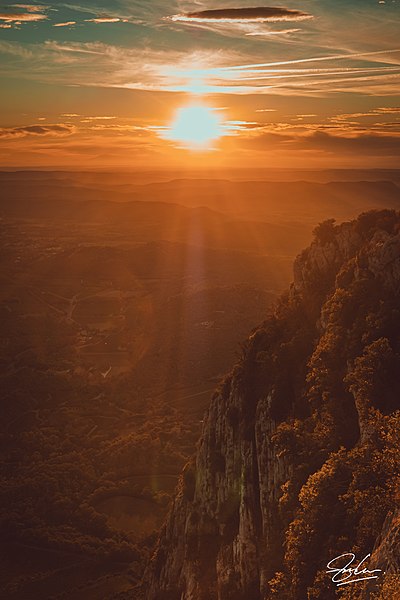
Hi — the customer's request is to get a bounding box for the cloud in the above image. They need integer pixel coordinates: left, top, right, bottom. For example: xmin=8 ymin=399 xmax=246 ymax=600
xmin=240 ymin=128 xmax=400 ymax=156
xmin=80 ymin=116 xmax=116 ymax=121
xmin=53 ymin=21 xmax=76 ymax=27
xmin=213 ymin=48 xmax=400 ymax=72
xmin=0 ymin=40 xmax=33 ymax=57
xmin=0 ymin=124 xmax=75 ymax=139
xmin=1 ymin=39 xmax=399 ymax=99
xmin=160 ymin=48 xmax=400 ymax=96
xmin=0 ymin=40 xmax=244 ymax=90
xmin=43 ymin=41 xmax=104 ymax=54
xmin=245 ymin=28 xmax=300 ymax=36
xmin=168 ymin=7 xmax=312 ymax=23
xmin=375 ymin=107 xmax=400 ymax=114
xmin=0 ymin=11 xmax=47 ymax=22
xmin=85 ymin=17 xmax=127 ymax=24
xmin=12 ymin=4 xmax=48 ymax=11
xmin=302 ymin=130 xmax=400 ymax=155
xmin=329 ymin=107 xmax=400 ymax=122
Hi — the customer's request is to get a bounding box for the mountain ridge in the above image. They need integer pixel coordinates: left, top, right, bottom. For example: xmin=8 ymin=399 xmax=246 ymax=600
xmin=146 ymin=210 xmax=400 ymax=600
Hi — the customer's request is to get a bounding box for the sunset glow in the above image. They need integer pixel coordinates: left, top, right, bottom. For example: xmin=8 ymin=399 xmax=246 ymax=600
xmin=0 ymin=2 xmax=399 ymax=167
xmin=1 ymin=1 xmax=400 ymax=598
xmin=163 ymin=106 xmax=223 ymax=149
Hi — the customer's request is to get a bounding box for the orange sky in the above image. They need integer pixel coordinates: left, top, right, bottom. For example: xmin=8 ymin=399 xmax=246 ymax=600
xmin=0 ymin=1 xmax=399 ymax=168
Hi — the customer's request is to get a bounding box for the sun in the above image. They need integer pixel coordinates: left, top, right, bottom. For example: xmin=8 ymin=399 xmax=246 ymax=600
xmin=165 ymin=105 xmax=223 ymax=149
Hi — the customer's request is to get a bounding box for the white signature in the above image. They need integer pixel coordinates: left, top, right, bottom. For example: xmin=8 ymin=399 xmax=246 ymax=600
xmin=326 ymin=553 xmax=383 ymax=587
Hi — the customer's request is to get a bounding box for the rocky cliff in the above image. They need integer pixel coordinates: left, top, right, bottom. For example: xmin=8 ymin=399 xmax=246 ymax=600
xmin=146 ymin=210 xmax=400 ymax=600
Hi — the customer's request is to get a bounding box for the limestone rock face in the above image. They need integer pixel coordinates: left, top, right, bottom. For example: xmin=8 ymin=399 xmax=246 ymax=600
xmin=292 ymin=222 xmax=361 ymax=294
xmin=148 ymin=385 xmax=291 ymax=600
xmin=370 ymin=509 xmax=400 ymax=575
xmin=366 ymin=230 xmax=400 ymax=287
xmin=146 ymin=211 xmax=400 ymax=600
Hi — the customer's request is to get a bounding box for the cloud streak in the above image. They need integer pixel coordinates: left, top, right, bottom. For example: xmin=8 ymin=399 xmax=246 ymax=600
xmin=12 ymin=4 xmax=48 ymax=11
xmin=1 ymin=39 xmax=399 ymax=98
xmin=53 ymin=21 xmax=76 ymax=27
xmin=85 ymin=17 xmax=128 ymax=24
xmin=0 ymin=12 xmax=47 ymax=22
xmin=214 ymin=48 xmax=400 ymax=72
xmin=169 ymin=7 xmax=312 ymax=23
xmin=0 ymin=124 xmax=75 ymax=139
xmin=245 ymin=28 xmax=300 ymax=36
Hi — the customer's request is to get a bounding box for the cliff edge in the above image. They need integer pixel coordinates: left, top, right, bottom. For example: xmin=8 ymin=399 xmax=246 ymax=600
xmin=146 ymin=210 xmax=400 ymax=600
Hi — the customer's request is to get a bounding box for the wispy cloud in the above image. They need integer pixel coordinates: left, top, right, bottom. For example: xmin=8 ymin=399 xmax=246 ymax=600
xmin=213 ymin=48 xmax=400 ymax=71
xmin=236 ymin=126 xmax=400 ymax=156
xmin=60 ymin=2 xmax=146 ymax=25
xmin=245 ymin=28 xmax=300 ymax=37
xmin=12 ymin=4 xmax=48 ymax=12
xmin=330 ymin=107 xmax=400 ymax=122
xmin=0 ymin=11 xmax=47 ymax=22
xmin=375 ymin=107 xmax=400 ymax=114
xmin=80 ymin=116 xmax=117 ymax=122
xmin=0 ymin=124 xmax=75 ymax=138
xmin=1 ymin=39 xmax=399 ymax=98
xmin=43 ymin=40 xmax=104 ymax=54
xmin=160 ymin=48 xmax=400 ymax=96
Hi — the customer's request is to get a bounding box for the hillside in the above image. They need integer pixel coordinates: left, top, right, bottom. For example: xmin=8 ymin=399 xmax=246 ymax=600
xmin=146 ymin=210 xmax=400 ymax=600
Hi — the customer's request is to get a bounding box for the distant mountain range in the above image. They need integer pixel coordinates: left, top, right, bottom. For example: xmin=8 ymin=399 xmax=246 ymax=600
xmin=2 ymin=172 xmax=400 ymax=259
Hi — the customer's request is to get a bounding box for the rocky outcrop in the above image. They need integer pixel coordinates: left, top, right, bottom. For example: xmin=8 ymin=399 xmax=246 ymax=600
xmin=292 ymin=222 xmax=361 ymax=294
xmin=146 ymin=210 xmax=400 ymax=600
xmin=147 ymin=388 xmax=292 ymax=599
xmin=371 ymin=508 xmax=400 ymax=575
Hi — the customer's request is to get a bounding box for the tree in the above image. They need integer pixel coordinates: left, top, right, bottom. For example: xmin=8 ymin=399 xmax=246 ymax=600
xmin=313 ymin=219 xmax=336 ymax=245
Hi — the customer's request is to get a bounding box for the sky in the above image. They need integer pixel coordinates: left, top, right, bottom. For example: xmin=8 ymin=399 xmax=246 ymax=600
xmin=0 ymin=0 xmax=399 ymax=168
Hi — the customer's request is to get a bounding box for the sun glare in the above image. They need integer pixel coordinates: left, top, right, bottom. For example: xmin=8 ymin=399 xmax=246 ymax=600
xmin=165 ymin=105 xmax=223 ymax=149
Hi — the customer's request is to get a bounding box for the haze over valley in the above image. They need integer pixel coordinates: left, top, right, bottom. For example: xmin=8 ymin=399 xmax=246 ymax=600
xmin=1 ymin=170 xmax=399 ymax=598
xmin=1 ymin=0 xmax=399 ymax=597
